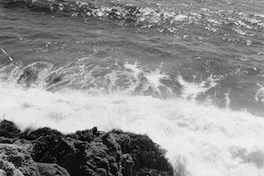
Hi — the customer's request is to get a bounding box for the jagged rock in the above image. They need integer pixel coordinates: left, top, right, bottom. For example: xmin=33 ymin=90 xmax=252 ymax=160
xmin=111 ymin=133 xmax=131 ymax=152
xmin=66 ymin=127 xmax=103 ymax=143
xmin=31 ymin=130 xmax=123 ymax=176
xmin=111 ymin=130 xmax=173 ymax=175
xmin=36 ymin=163 xmax=70 ymax=176
xmin=81 ymin=133 xmax=123 ymax=176
xmin=0 ymin=144 xmax=40 ymax=176
xmin=31 ymin=132 xmax=94 ymax=176
xmin=129 ymin=134 xmax=171 ymax=172
xmin=31 ymin=132 xmax=76 ymax=164
xmin=0 ymin=120 xmax=173 ymax=176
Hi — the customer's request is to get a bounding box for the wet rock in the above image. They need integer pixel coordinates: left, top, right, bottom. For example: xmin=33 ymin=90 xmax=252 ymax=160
xmin=0 ymin=120 xmax=21 ymax=138
xmin=31 ymin=130 xmax=123 ymax=176
xmin=22 ymin=127 xmax=63 ymax=140
xmin=129 ymin=134 xmax=171 ymax=172
xmin=111 ymin=130 xmax=172 ymax=175
xmin=66 ymin=127 xmax=103 ymax=143
xmin=31 ymin=132 xmax=76 ymax=165
xmin=0 ymin=120 xmax=173 ymax=176
xmin=84 ymin=133 xmax=123 ymax=176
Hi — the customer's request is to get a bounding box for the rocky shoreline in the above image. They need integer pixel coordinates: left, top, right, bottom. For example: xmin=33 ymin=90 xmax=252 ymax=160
xmin=0 ymin=119 xmax=173 ymax=176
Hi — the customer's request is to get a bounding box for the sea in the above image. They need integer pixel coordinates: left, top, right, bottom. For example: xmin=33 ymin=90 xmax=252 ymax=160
xmin=0 ymin=0 xmax=264 ymax=175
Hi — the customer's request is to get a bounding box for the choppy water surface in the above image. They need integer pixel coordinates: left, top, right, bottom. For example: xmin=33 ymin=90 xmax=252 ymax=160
xmin=1 ymin=0 xmax=264 ymax=175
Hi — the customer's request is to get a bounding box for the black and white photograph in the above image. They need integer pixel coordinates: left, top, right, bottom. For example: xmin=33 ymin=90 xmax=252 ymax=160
xmin=0 ymin=0 xmax=264 ymax=175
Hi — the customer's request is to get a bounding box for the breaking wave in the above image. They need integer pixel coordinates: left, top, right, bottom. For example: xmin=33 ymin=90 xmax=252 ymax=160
xmin=0 ymin=60 xmax=264 ymax=176
xmin=1 ymin=0 xmax=264 ymax=175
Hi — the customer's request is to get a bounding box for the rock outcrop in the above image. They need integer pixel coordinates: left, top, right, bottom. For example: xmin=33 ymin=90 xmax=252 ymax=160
xmin=0 ymin=119 xmax=173 ymax=176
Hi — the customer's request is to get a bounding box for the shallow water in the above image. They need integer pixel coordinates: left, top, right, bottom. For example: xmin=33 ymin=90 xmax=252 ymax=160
xmin=0 ymin=0 xmax=264 ymax=175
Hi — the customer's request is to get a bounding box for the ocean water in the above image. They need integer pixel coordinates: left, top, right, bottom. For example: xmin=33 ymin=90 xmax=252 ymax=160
xmin=1 ymin=0 xmax=264 ymax=175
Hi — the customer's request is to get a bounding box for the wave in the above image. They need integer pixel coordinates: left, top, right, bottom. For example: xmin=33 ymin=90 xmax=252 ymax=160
xmin=1 ymin=1 xmax=264 ymax=173
xmin=1 ymin=76 xmax=264 ymax=176
xmin=0 ymin=60 xmax=174 ymax=97
xmin=1 ymin=59 xmax=264 ymax=114
xmin=0 ymin=60 xmax=264 ymax=175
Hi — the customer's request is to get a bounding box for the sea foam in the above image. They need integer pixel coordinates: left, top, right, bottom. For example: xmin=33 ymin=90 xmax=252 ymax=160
xmin=1 ymin=81 xmax=264 ymax=176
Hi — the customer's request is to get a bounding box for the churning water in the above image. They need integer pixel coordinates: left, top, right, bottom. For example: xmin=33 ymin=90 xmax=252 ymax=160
xmin=0 ymin=0 xmax=264 ymax=175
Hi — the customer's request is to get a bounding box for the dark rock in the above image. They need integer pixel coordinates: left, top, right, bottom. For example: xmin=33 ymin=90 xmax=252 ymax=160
xmin=81 ymin=133 xmax=123 ymax=176
xmin=111 ymin=130 xmax=173 ymax=175
xmin=92 ymin=127 xmax=98 ymax=136
xmin=31 ymin=133 xmax=76 ymax=165
xmin=82 ymin=142 xmax=109 ymax=175
xmin=129 ymin=134 xmax=170 ymax=172
xmin=30 ymin=129 xmax=89 ymax=176
xmin=0 ymin=144 xmax=40 ymax=176
xmin=0 ymin=120 xmax=21 ymax=138
xmin=22 ymin=127 xmax=62 ymax=140
xmin=111 ymin=132 xmax=131 ymax=153
xmin=0 ymin=120 xmax=173 ymax=176
xmin=66 ymin=128 xmax=103 ymax=143
xmin=31 ymin=130 xmax=123 ymax=176
xmin=101 ymin=133 xmax=122 ymax=175
xmin=36 ymin=162 xmax=70 ymax=176
xmin=121 ymin=154 xmax=134 ymax=176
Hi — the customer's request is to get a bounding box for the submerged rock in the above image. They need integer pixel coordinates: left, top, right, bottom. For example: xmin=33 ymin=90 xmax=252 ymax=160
xmin=0 ymin=120 xmax=173 ymax=176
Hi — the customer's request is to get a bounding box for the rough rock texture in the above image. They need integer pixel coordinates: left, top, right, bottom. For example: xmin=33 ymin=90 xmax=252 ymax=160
xmin=36 ymin=163 xmax=70 ymax=176
xmin=0 ymin=120 xmax=21 ymax=138
xmin=0 ymin=144 xmax=39 ymax=176
xmin=0 ymin=120 xmax=173 ymax=176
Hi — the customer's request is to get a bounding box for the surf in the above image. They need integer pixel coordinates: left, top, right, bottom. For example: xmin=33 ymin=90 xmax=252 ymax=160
xmin=0 ymin=61 xmax=264 ymax=176
xmin=1 ymin=82 xmax=264 ymax=176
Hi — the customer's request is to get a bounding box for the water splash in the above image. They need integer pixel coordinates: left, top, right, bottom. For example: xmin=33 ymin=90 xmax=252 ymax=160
xmin=1 ymin=58 xmax=264 ymax=175
xmin=0 ymin=60 xmax=172 ymax=97
xmin=177 ymin=74 xmax=221 ymax=101
xmin=0 ymin=81 xmax=264 ymax=176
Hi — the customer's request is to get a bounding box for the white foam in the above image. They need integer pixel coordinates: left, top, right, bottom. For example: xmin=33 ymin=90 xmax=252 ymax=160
xmin=1 ymin=82 xmax=264 ymax=176
xmin=177 ymin=75 xmax=220 ymax=101
xmin=255 ymin=83 xmax=264 ymax=104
